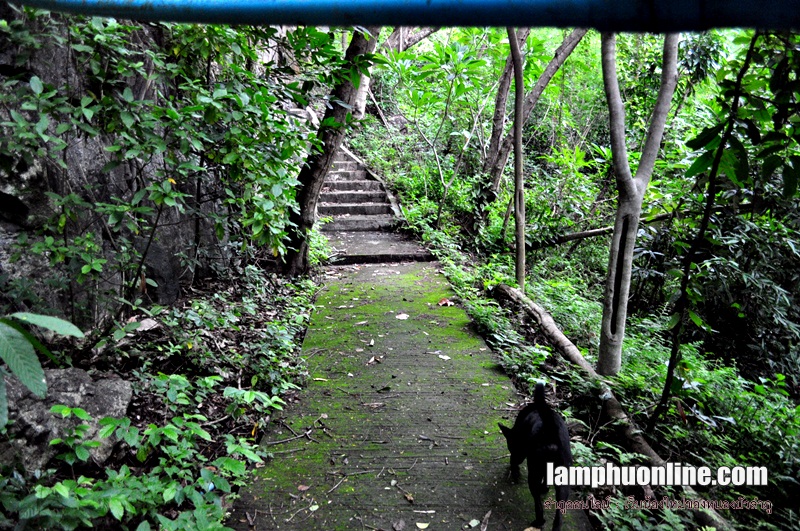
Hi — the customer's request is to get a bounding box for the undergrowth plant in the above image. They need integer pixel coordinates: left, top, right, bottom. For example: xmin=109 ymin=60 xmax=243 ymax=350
xmin=0 ymin=265 xmax=317 ymax=529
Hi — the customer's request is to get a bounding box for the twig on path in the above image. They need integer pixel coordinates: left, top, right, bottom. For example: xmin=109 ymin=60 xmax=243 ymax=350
xmin=285 ymin=500 xmax=317 ymax=523
xmin=327 ymin=475 xmax=347 ymax=494
xmin=270 ymin=448 xmax=304 ymax=455
xmin=265 ymin=429 xmax=316 ymax=446
xmin=245 ymin=509 xmax=257 ymax=526
xmin=279 ymin=419 xmax=300 ymax=437
xmin=354 ymin=515 xmax=381 ymax=531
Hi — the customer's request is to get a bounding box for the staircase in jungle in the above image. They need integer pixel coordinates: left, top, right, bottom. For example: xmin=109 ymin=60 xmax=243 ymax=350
xmin=318 ymin=147 xmax=433 ymax=264
xmin=319 ymin=147 xmax=399 ymax=232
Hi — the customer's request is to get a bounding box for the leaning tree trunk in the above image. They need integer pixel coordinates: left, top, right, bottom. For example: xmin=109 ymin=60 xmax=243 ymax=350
xmin=596 ymin=33 xmax=679 ymax=375
xmin=282 ymin=27 xmax=380 ymax=276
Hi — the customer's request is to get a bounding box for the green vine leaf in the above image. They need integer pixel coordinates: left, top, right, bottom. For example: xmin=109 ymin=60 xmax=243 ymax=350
xmin=0 ymin=321 xmax=47 ymax=398
xmin=10 ymin=312 xmax=85 ymax=338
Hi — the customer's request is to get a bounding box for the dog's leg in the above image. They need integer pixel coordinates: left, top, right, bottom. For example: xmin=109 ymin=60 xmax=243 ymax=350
xmin=551 ymin=484 xmax=570 ymax=531
xmin=528 ymin=462 xmax=547 ymax=528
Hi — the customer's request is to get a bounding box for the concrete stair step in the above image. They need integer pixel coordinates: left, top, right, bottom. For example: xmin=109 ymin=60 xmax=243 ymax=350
xmin=332 ymin=160 xmax=359 ymax=171
xmin=319 ymin=190 xmax=388 ymax=203
xmin=324 ymin=231 xmax=435 ymax=265
xmin=320 ymin=215 xmax=396 ymax=232
xmin=324 ymin=180 xmax=384 ymax=192
xmin=326 ymin=169 xmax=369 ymax=180
xmin=319 ymin=203 xmax=393 ymax=216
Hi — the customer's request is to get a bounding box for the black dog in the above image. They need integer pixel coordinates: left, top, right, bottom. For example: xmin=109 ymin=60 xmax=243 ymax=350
xmin=499 ymin=382 xmax=572 ymax=531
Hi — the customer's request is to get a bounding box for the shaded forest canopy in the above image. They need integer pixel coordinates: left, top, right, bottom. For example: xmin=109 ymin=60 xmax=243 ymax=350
xmin=0 ymin=6 xmax=799 ymax=530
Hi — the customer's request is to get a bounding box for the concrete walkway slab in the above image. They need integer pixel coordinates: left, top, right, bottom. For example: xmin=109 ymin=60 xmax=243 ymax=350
xmin=230 ymin=262 xmax=591 ymax=531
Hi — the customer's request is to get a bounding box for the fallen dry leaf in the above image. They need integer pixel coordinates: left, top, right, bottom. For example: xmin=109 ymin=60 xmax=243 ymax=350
xmin=137 ymin=318 xmax=159 ymax=331
xmin=438 ymin=354 xmax=451 ymax=361
xmin=415 ymin=524 xmax=429 ymax=530
xmin=438 ymin=298 xmax=454 ymax=306
xmin=481 ymin=509 xmax=492 ymax=531
xmin=393 ymin=520 xmax=406 ymax=531
xmin=404 ymin=492 xmax=414 ymax=503
xmin=396 ymin=313 xmax=409 ymax=320
xmin=297 ymin=485 xmax=310 ymax=492
xmin=354 ymin=320 xmax=368 ymax=325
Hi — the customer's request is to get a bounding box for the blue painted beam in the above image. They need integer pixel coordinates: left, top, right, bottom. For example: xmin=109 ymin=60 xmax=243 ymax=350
xmin=15 ymin=0 xmax=800 ymax=31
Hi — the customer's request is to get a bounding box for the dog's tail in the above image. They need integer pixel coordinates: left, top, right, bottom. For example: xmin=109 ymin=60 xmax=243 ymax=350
xmin=534 ymin=381 xmax=547 ymax=408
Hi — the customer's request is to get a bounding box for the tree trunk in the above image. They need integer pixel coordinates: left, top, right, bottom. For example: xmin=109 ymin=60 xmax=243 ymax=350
xmin=282 ymin=27 xmax=381 ymax=276
xmin=507 ymin=27 xmax=526 ymax=292
xmin=483 ymin=28 xmax=530 ymax=174
xmin=596 ymin=33 xmax=679 ymax=375
xmin=485 ymin=28 xmax=587 ymax=195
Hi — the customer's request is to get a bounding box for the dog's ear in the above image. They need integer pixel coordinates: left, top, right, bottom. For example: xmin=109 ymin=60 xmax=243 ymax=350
xmin=498 ymin=423 xmax=512 ymax=437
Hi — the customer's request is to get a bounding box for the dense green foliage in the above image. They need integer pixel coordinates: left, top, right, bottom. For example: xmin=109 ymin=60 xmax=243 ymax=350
xmin=353 ymin=28 xmax=800 ymax=530
xmin=0 ymin=7 xmax=332 ymax=529
xmin=0 ymin=7 xmax=342 ymax=328
xmin=2 ymin=11 xmax=799 ymax=530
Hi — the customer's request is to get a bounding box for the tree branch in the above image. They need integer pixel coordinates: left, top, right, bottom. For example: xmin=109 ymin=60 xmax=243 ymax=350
xmin=600 ymin=33 xmax=634 ymax=194
xmin=636 ymin=34 xmax=680 ymax=195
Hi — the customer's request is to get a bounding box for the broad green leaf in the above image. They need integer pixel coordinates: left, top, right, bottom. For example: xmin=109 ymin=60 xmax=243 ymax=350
xmin=686 ymin=124 xmax=724 ymax=150
xmin=688 ymin=310 xmax=706 ymax=330
xmin=666 ymin=312 xmax=681 ymax=330
xmin=108 ymin=498 xmax=124 ymax=520
xmin=0 ymin=321 xmax=47 ymax=398
xmin=163 ymin=482 xmax=179 ymax=502
xmin=120 ymin=112 xmax=135 ymax=129
xmin=10 ymin=313 xmax=84 ymax=337
xmin=685 ymin=151 xmax=714 ymax=178
xmin=29 ymin=76 xmax=43 ymax=95
xmin=35 ymin=116 xmax=49 ymax=135
xmin=53 ymin=482 xmax=70 ymax=498
xmin=75 ymin=445 xmax=90 ymax=461
xmin=136 ymin=521 xmax=152 ymax=531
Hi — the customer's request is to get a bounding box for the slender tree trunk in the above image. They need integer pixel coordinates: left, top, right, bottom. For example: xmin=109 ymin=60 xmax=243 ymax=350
xmin=596 ymin=33 xmax=679 ymax=376
xmin=483 ymin=28 xmax=530 ymax=174
xmin=282 ymin=27 xmax=380 ymax=276
xmin=485 ymin=28 xmax=587 ymax=195
xmin=648 ymin=33 xmax=759 ymax=432
xmin=507 ymin=27 xmax=526 ymax=291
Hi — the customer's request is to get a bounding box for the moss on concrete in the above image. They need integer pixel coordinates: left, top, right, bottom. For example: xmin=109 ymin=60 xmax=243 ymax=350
xmin=230 ymin=262 xmax=591 ymax=531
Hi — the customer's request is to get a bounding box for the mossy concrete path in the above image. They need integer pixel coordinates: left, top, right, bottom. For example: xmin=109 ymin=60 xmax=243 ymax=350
xmin=230 ymin=262 xmax=590 ymax=531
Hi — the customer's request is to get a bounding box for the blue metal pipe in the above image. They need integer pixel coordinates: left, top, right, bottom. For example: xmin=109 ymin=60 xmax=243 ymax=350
xmin=15 ymin=0 xmax=800 ymax=31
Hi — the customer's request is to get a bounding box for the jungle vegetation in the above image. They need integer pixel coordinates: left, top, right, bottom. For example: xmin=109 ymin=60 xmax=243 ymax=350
xmin=0 ymin=7 xmax=798 ymax=530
